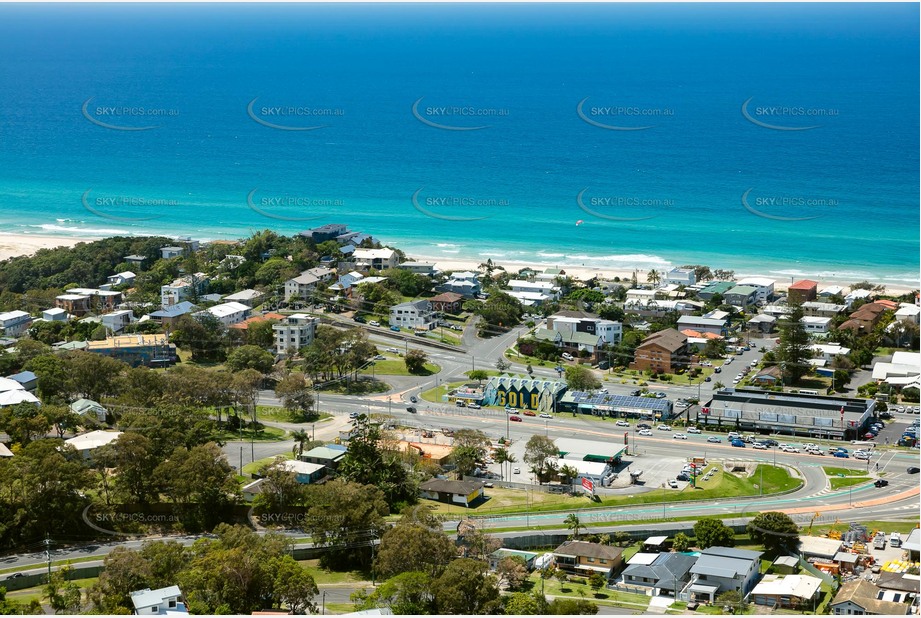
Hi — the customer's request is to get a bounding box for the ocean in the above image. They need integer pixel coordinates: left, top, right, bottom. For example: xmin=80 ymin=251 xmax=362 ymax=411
xmin=0 ymin=3 xmax=917 ymax=284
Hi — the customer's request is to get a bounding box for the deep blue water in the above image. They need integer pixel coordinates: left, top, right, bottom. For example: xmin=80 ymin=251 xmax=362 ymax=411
xmin=0 ymin=3 xmax=917 ymax=283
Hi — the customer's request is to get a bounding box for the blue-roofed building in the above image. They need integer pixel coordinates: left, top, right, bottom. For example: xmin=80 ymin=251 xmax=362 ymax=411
xmin=558 ymin=391 xmax=674 ymax=420
xmin=621 ymin=552 xmax=698 ymax=596
xmin=147 ymin=301 xmax=198 ymax=331
xmin=5 ymin=371 xmax=37 ymax=392
xmin=687 ymin=547 xmax=762 ymax=602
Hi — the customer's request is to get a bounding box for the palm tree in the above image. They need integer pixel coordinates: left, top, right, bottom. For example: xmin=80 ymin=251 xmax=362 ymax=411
xmin=647 ymin=269 xmax=661 ymax=287
xmin=291 ymin=429 xmax=310 ymax=458
xmin=559 ymin=464 xmax=580 ymax=486
xmin=494 ymin=447 xmax=511 ymax=480
xmin=506 ymin=452 xmax=518 ymax=481
xmin=565 ymin=513 xmax=582 ymax=539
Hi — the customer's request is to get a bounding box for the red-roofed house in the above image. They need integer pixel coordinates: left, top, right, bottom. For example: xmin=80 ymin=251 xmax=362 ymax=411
xmin=229 ymin=312 xmax=285 ymax=331
xmin=428 ymin=292 xmax=465 ymax=314
xmin=788 ymin=280 xmax=818 ymax=303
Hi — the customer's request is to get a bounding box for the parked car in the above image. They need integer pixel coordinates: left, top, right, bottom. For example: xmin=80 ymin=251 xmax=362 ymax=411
xmin=707 ymin=436 xmax=721 ymax=443
xmin=908 ymin=466 xmax=920 ymax=474
xmin=704 ymin=376 xmax=711 ymax=382
xmin=654 ymin=392 xmax=667 ymax=399
xmin=762 ymin=439 xmax=779 ymax=447
xmin=673 ymin=433 xmax=688 ymax=440
xmin=385 ymin=347 xmax=399 ymax=353
xmin=539 ymin=413 xmax=553 ymax=419
xmin=349 ymin=412 xmax=360 ymax=419
xmin=6 ymin=573 xmax=23 ymax=579
xmin=456 ymin=400 xmax=466 ymax=407
xmin=668 ymin=479 xmax=679 ymax=488
xmin=687 ymin=427 xmax=701 ymax=434
xmin=714 ymin=367 xmax=721 ymax=373
xmin=728 ymin=432 xmax=741 ymax=440
xmin=368 ymin=320 xmax=380 ymax=327
xmin=513 ymin=467 xmax=521 ymax=474
xmin=353 ymin=315 xmax=367 ymax=323
xmin=509 ymin=415 xmax=522 ymax=422
xmin=615 ymin=420 xmax=630 ymax=427
xmin=631 ymin=389 xmax=642 ymax=396
xmin=676 ymin=473 xmax=690 ymax=482
xmin=561 ymin=353 xmax=574 ymax=361
xmin=467 ymin=402 xmax=481 ymax=409
xmin=390 ymin=325 xmax=401 ymax=332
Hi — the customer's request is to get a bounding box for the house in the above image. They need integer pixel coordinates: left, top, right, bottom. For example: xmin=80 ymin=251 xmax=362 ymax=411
xmin=278 ymin=460 xmax=327 ymax=484
xmin=818 ymin=285 xmax=845 ymax=299
xmin=876 ymin=569 xmax=921 ymax=595
xmin=509 ymin=280 xmax=561 ymax=300
xmin=299 ymin=223 xmax=349 ymax=243
xmin=428 ymin=292 xmax=465 ymax=314
xmin=352 ymin=248 xmax=398 ymax=271
xmin=751 ymin=574 xmax=822 ymax=609
xmin=676 ymin=315 xmax=729 ymax=337
xmin=229 ymin=312 xmax=285 ymax=332
xmin=159 ymin=246 xmax=185 ymax=260
xmin=802 ymin=302 xmax=847 ymax=318
xmin=437 ymin=275 xmax=480 ymax=298
xmin=241 ymin=478 xmax=266 ymax=502
xmin=830 ymin=580 xmax=911 ymax=616
xmin=42 ymin=307 xmax=69 ymax=322
xmin=101 ymin=309 xmax=134 ymax=333
xmin=631 ymin=329 xmax=688 ymax=374
xmin=0 ymin=388 xmax=40 ymax=407
xmin=751 ymin=365 xmax=782 ymax=385
xmin=626 ymin=288 xmax=658 ymax=304
xmin=902 ymin=528 xmax=920 ymax=562
xmin=787 ymin=280 xmax=818 ymax=303
xmin=697 ymin=281 xmax=736 ymax=301
xmin=85 ymin=334 xmax=177 ymax=368
xmin=56 ymin=294 xmax=91 ymax=317
xmin=895 ymin=303 xmax=921 ymax=324
xmin=839 ymin=302 xmax=890 ymax=333
xmin=871 ymin=351 xmax=921 ymax=386
xmin=284 ymin=268 xmax=335 ymax=302
xmin=620 ymin=552 xmax=697 ymax=596
xmin=535 ymin=267 xmax=565 ymax=283
xmin=390 ymin=300 xmax=434 ymax=330
xmin=747 ymin=313 xmax=777 ymax=333
xmin=332 ymin=271 xmax=366 ymax=294
xmin=687 ymin=547 xmax=762 ymax=601
xmin=552 ymin=541 xmax=624 ymax=579
xmin=71 ymin=398 xmax=108 ymax=423
xmin=124 ymin=254 xmax=147 ymax=270
xmin=535 ymin=328 xmax=606 ymax=360
xmin=130 ymin=585 xmax=186 ymax=615
xmin=811 ymin=343 xmax=851 ymax=363
xmin=547 ymin=312 xmax=623 ymax=345
xmin=801 ymin=316 xmax=832 ymax=334
xmin=223 ymin=289 xmax=263 ymax=307
xmin=723 ymin=285 xmax=759 ymax=308
xmin=418 ymin=479 xmax=484 ymax=507
xmin=273 ymin=314 xmax=318 ymax=356
xmin=198 ymin=301 xmax=250 ymax=326
xmin=665 ymin=268 xmax=696 ymax=287
xmin=797 ymin=536 xmax=844 ymax=561
xmin=67 ymin=288 xmax=124 ymax=313
xmin=736 ymin=277 xmax=776 ymax=303
xmin=844 ymin=288 xmax=875 ymax=307
xmin=160 ymin=274 xmax=208 ymax=309
xmin=398 ymin=262 xmax=438 ymax=276
xmin=489 ymin=549 xmax=538 ymax=572
xmin=107 ymin=271 xmax=136 ymax=287
xmin=65 ymin=430 xmax=123 ymax=459
xmin=297 ymin=445 xmax=347 ymax=470
xmin=5 ymin=371 xmax=37 ymax=392
xmin=147 ymin=301 xmax=198 ymax=331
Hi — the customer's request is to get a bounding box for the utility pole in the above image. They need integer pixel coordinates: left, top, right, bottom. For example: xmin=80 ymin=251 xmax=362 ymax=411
xmin=44 ymin=536 xmax=51 ymax=579
xmin=239 ymin=446 xmax=243 ymax=473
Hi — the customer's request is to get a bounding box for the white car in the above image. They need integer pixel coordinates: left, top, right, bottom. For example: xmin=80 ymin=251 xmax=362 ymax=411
xmin=728 ymin=432 xmax=741 ymax=440
xmin=385 ymin=347 xmax=399 ymax=353
xmin=732 ymin=378 xmax=741 ymax=384
xmin=561 ymin=353 xmax=574 ymax=361
xmin=752 ymin=442 xmax=768 ymax=450
xmin=725 ymin=357 xmax=733 ymax=365
xmin=615 ymin=420 xmax=630 ymax=427
xmin=668 ymin=479 xmax=679 ymax=488
xmin=539 ymin=413 xmax=553 ymax=419
xmin=368 ymin=320 xmax=380 ymax=327
xmin=638 ymin=429 xmax=653 ymax=436
xmin=781 ymin=445 xmax=799 ymax=453
xmin=657 ymin=425 xmax=672 ymax=431
xmin=687 ymin=427 xmax=701 ymax=434
xmin=750 ymin=360 xmax=758 ymax=367
xmin=673 ymin=433 xmax=688 ymax=440
xmin=803 ymin=443 xmax=818 ymax=450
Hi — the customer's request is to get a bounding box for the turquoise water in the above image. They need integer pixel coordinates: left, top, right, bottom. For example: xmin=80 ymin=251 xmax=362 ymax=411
xmin=0 ymin=4 xmax=917 ymax=283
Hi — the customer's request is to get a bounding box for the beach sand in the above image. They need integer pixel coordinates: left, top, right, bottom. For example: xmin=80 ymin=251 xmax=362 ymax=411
xmin=0 ymin=232 xmax=914 ymax=297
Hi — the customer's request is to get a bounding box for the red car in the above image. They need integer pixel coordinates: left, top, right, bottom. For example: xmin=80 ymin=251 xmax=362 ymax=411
xmin=523 ymin=410 xmax=536 ymax=417
xmin=509 ymin=415 xmax=523 ymax=422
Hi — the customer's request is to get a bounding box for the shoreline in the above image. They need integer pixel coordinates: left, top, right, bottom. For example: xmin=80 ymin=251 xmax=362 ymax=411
xmin=0 ymin=231 xmax=916 ymax=297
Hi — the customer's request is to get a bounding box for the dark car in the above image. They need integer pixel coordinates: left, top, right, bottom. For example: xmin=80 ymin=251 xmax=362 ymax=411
xmin=762 ymin=439 xmax=779 ymax=447
xmin=6 ymin=573 xmax=23 ymax=579
xmin=676 ymin=473 xmax=690 ymax=481
xmin=406 ymin=406 xmax=417 ymax=413
xmin=704 ymin=376 xmax=712 ymax=382
xmin=353 ymin=315 xmax=367 ymax=323
xmin=409 ymin=396 xmax=418 ymax=403
xmin=908 ymin=466 xmax=920 ymax=474
xmin=637 ymin=423 xmax=651 ymax=430
xmin=874 ymin=479 xmax=889 ymax=487
xmin=509 ymin=415 xmax=523 ymax=422
xmin=631 ymin=389 xmax=642 ymax=396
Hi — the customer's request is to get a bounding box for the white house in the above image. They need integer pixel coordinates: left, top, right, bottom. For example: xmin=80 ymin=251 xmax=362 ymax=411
xmin=130 ymin=585 xmax=186 ymax=615
xmin=801 ymin=316 xmax=832 ymax=334
xmin=352 ymin=248 xmax=398 ymax=271
xmin=390 ymin=300 xmax=434 ymax=330
xmin=159 ymin=246 xmax=184 ymax=260
xmin=818 ymin=285 xmax=845 ymax=299
xmin=199 ymin=301 xmax=250 ymax=326
xmin=223 ymin=289 xmax=263 ymax=307
xmin=509 ymin=280 xmax=561 ymax=300
xmin=336 ymin=271 xmax=366 ymax=292
xmin=107 ymin=271 xmax=136 ymax=287
xmin=802 ymin=302 xmax=847 ymax=318
xmin=895 ymin=303 xmax=921 ymax=324
xmin=64 ymin=430 xmax=123 ymax=459
xmin=665 ymin=268 xmax=696 ymax=287
xmin=397 ymin=262 xmax=438 ymax=276
xmin=811 ymin=343 xmax=851 ymax=363
xmin=0 ymin=311 xmax=32 ymax=337
xmin=625 ymin=289 xmax=657 ymax=304
xmin=547 ymin=313 xmax=622 ymax=345
xmin=676 ymin=315 xmax=728 ymax=337
xmin=736 ymin=277 xmax=776 ymax=303
xmin=687 ymin=547 xmax=762 ymax=602
xmin=273 ymin=313 xmax=319 ymax=356
xmin=160 ymin=273 xmax=208 ymax=309
xmin=844 ymin=288 xmax=874 ymax=307
xmin=284 ymin=267 xmax=336 ymax=302
xmin=42 ymin=307 xmax=69 ymax=322
xmin=101 ymin=309 xmax=134 ymax=333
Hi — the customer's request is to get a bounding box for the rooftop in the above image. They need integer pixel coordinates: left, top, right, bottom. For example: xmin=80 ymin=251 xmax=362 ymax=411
xmin=419 ymin=478 xmax=483 ymax=495
xmin=553 ymin=540 xmax=623 ymax=561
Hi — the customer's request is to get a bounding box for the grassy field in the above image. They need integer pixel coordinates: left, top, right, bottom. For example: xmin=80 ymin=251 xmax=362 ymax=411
xmin=5 ymin=577 xmax=98 ymax=605
xmin=254 ymin=406 xmax=333 ymax=424
xmin=215 ymin=424 xmax=287 ymax=442
xmin=242 ymin=452 xmax=295 ymax=476
xmin=526 ymin=573 xmax=650 ymax=608
xmin=419 ymin=381 xmax=467 ymax=403
xmin=823 ymin=466 xmax=868 ymax=477
xmin=829 ymin=476 xmax=872 ymax=490
xmin=296 ymin=559 xmax=371 ymax=586
xmin=360 ymin=358 xmax=440 ymax=376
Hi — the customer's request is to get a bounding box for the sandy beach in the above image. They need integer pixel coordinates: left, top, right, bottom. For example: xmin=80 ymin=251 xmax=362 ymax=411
xmin=0 ymin=231 xmax=914 ymax=297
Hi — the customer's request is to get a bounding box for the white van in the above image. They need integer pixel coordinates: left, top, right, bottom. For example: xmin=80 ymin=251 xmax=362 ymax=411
xmin=890 ymin=532 xmax=902 ymax=548
xmin=561 ymin=353 xmax=574 ymax=361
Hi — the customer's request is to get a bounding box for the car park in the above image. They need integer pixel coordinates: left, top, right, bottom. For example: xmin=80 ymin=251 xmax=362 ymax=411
xmin=509 ymin=415 xmax=522 ymax=422
xmin=638 ymin=429 xmax=653 ymax=436
xmin=615 ymin=420 xmax=629 ymax=427
xmin=687 ymin=427 xmax=701 ymax=434
xmin=539 ymin=413 xmax=553 ymax=419
xmin=673 ymin=433 xmax=688 ymax=440
xmin=707 ymin=436 xmax=722 ymax=443
xmin=368 ymin=320 xmax=380 ymax=327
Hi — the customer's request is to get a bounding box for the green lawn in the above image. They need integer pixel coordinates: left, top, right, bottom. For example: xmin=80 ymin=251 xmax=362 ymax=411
xmin=254 ymin=406 xmax=333 ymax=424
xmin=822 ymin=466 xmax=868 ymax=477
xmin=297 ymin=559 xmax=371 ymax=586
xmin=527 ymin=573 xmax=650 ymax=608
xmin=5 ymin=577 xmax=98 ymax=605
xmin=242 ymin=452 xmax=295 ymax=476
xmin=215 ymin=424 xmax=287 ymax=442
xmin=829 ymin=476 xmax=872 ymax=490
xmin=419 ymin=381 xmax=467 ymax=403
xmin=360 ymin=358 xmax=440 ymax=376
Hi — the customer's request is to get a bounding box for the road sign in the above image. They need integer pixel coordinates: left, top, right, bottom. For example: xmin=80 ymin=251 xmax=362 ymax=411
xmin=581 ymin=477 xmax=594 ymax=493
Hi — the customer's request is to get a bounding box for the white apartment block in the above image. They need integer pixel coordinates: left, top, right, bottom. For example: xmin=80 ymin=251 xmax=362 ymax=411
xmin=273 ymin=314 xmax=319 ymax=355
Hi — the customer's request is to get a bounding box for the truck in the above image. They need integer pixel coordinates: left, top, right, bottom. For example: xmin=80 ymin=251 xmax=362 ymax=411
xmin=890 ymin=532 xmax=902 ymax=548
xmin=873 ymin=532 xmax=886 ymax=550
